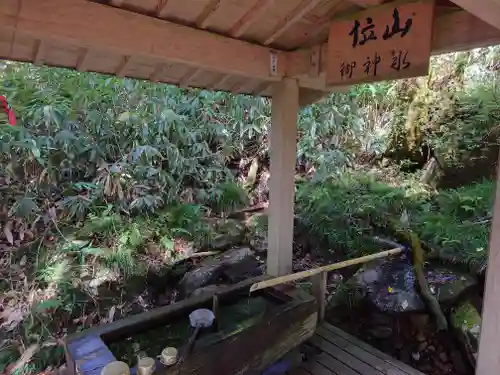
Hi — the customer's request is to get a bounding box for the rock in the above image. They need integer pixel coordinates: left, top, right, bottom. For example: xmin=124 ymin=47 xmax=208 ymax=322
xmin=179 ymin=247 xmax=255 ymax=297
xmin=411 ymin=352 xmax=421 ymax=361
xmin=223 ymin=256 xmax=263 ymax=283
xmin=368 ymin=326 xmax=393 ymax=339
xmin=208 ymin=219 xmax=246 ymax=251
xmin=351 ymin=257 xmax=477 ymax=313
xmin=216 ymin=247 xmax=253 ymax=266
xmin=191 ymin=284 xmax=224 ymax=297
xmin=178 ymin=264 xmax=223 ymax=297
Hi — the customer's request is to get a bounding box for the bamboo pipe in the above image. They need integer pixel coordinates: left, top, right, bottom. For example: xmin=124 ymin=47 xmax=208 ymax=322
xmin=250 ymin=247 xmax=403 ymax=293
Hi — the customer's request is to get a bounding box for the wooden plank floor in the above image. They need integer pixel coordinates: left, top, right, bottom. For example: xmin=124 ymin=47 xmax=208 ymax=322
xmin=289 ymin=322 xmax=425 ymax=375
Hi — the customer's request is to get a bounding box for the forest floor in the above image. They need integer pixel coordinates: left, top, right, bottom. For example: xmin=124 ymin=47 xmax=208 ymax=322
xmin=0 ymin=167 xmax=493 ymax=375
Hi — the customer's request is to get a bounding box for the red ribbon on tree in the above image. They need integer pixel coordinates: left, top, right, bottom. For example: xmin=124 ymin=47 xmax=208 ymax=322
xmin=0 ymin=95 xmax=16 ymax=126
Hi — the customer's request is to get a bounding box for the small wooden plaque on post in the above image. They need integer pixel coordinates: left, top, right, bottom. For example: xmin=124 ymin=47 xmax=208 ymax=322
xmin=326 ymin=0 xmax=435 ymax=86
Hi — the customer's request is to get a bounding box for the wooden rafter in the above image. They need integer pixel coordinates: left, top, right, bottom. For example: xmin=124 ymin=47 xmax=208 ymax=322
xmin=115 ymin=56 xmax=131 ymax=77
xmin=347 ymin=0 xmax=385 ymax=7
xmin=110 ymin=0 xmax=125 ymax=6
xmin=6 ymin=0 xmax=284 ymax=82
xmin=33 ymin=39 xmax=45 ymax=65
xmin=292 ymin=0 xmax=344 ymax=47
xmin=210 ymin=74 xmax=232 ymax=89
xmin=179 ymin=68 xmax=201 ymax=87
xmin=252 ymin=82 xmax=271 ymax=96
xmin=76 ymin=47 xmax=90 ymax=72
xmin=234 ymin=80 xmax=262 ymax=95
xmin=230 ymin=0 xmax=275 ymax=38
xmin=156 ymin=0 xmax=169 ymax=17
xmin=450 ymin=0 xmax=500 ymax=30
xmin=264 ymin=0 xmax=322 ymax=45
xmin=150 ymin=62 xmax=165 ymax=82
xmin=196 ymin=0 xmax=221 ymax=29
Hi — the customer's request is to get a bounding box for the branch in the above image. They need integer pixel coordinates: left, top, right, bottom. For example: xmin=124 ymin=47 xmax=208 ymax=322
xmin=407 ymin=230 xmax=448 ymax=330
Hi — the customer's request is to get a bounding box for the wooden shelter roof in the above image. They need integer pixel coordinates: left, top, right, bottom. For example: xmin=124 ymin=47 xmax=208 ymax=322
xmin=1 ymin=0 xmax=500 ymax=100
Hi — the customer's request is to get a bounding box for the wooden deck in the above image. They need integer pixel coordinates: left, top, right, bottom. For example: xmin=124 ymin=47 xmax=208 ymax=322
xmin=290 ymin=322 xmax=425 ymax=375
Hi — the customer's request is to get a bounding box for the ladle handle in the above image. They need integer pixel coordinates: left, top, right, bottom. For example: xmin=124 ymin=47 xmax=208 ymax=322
xmin=181 ymin=326 xmax=201 ymax=362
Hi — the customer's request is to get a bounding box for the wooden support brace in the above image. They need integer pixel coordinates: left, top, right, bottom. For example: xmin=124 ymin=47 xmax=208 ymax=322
xmin=267 ymin=77 xmax=299 ymax=277
xmin=311 ymin=271 xmax=327 ymax=321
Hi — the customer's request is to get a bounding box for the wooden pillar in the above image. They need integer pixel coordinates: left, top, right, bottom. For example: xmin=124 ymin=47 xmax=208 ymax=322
xmin=476 ymin=154 xmax=500 ymax=375
xmin=267 ymin=77 xmax=299 ymax=277
xmin=311 ymin=271 xmax=327 ymax=321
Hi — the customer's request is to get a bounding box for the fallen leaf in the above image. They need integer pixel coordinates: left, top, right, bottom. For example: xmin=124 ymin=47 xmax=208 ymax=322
xmin=3 ymin=220 xmax=14 ymax=245
xmin=0 ymin=306 xmax=25 ymax=331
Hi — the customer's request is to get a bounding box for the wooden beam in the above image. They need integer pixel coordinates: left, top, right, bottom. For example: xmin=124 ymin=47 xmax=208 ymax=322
xmin=33 ymin=39 xmax=45 ymax=65
xmin=150 ymin=62 xmax=166 ymax=82
xmin=115 ymin=56 xmax=131 ymax=77
xmin=179 ymin=68 xmax=201 ymax=87
xmin=299 ymin=88 xmax=328 ymax=106
xmin=196 ymin=0 xmax=221 ymax=29
xmin=264 ymin=0 xmax=322 ymax=45
xmin=252 ymin=82 xmax=272 ymax=96
xmin=432 ymin=9 xmax=500 ymax=54
xmin=10 ymin=0 xmax=284 ymax=82
xmin=230 ymin=0 xmax=275 ymax=38
xmin=110 ymin=0 xmax=125 ymax=6
xmin=450 ymin=0 xmax=500 ymax=30
xmin=210 ymin=74 xmax=232 ymax=89
xmin=476 ymin=150 xmax=500 ymax=375
xmin=236 ymin=80 xmax=267 ymax=95
xmin=347 ymin=0 xmax=385 ymax=7
xmin=76 ymin=47 xmax=90 ymax=72
xmin=267 ymin=77 xmax=298 ymax=277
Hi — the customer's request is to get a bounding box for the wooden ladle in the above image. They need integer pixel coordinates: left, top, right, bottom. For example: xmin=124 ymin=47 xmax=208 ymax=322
xmin=178 ymin=308 xmax=215 ymax=363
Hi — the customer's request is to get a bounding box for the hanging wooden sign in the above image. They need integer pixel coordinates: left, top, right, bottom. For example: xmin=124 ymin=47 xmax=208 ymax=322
xmin=326 ymin=0 xmax=435 ymax=86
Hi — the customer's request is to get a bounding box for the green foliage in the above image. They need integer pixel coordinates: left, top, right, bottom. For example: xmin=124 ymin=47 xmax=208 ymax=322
xmin=297 ymin=173 xmax=493 ymax=270
xmin=296 ymin=172 xmax=428 ymax=255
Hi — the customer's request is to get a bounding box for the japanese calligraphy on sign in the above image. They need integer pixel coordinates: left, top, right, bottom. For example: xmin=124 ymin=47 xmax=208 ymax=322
xmin=326 ymin=0 xmax=435 ymax=86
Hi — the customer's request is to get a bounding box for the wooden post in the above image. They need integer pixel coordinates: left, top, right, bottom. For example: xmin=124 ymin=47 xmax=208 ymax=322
xmin=267 ymin=77 xmax=299 ymax=277
xmin=476 ymin=154 xmax=500 ymax=375
xmin=311 ymin=271 xmax=327 ymax=321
